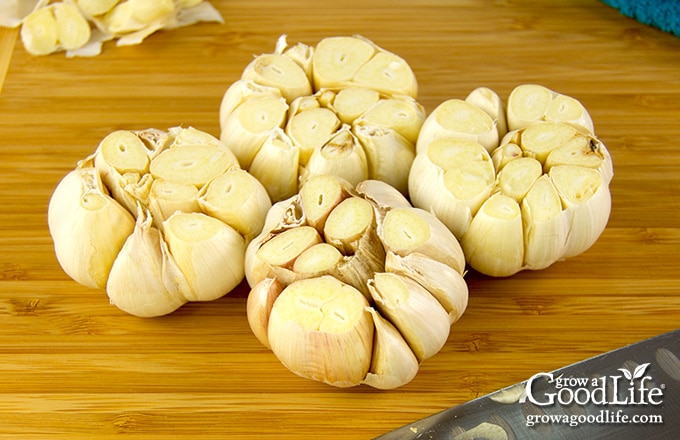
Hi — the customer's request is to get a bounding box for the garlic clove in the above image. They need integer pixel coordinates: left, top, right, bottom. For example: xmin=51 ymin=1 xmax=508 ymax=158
xmin=354 ymin=179 xmax=412 ymax=211
xmin=329 ymin=87 xmax=381 ymax=124
xmin=197 ymin=167 xmax=272 ymax=242
xmin=293 ymin=243 xmax=343 ymax=280
xmin=128 ymin=0 xmax=175 ymax=24
xmin=549 ymin=165 xmax=612 ymax=259
xmin=48 ymin=161 xmax=135 ymax=290
xmin=521 ymin=175 xmax=570 ymax=270
xmin=408 ymin=138 xmax=496 ymax=238
xmin=506 ymin=84 xmax=594 ymax=133
xmin=385 ymin=251 xmax=468 ymax=324
xmin=353 ymin=50 xmax=418 ymax=98
xmin=106 ymin=207 xmax=188 ymax=317
xmin=162 ymin=212 xmax=246 ymax=302
xmin=241 ymin=52 xmax=312 ymax=103
xmin=496 ymin=156 xmax=543 ymax=202
xmin=323 ymin=196 xmax=375 ymax=254
xmin=368 ymin=272 xmax=450 ymax=362
xmin=299 ymin=174 xmax=354 ymax=232
xmin=267 ymin=276 xmax=374 ymax=388
xmin=246 ymin=277 xmax=284 ymax=348
xmin=285 ymin=103 xmax=341 ymax=165
xmin=20 ymin=5 xmax=59 ymax=56
xmin=354 ymin=96 xmax=425 ymax=144
xmin=149 ymin=144 xmax=234 ymax=188
xmin=219 ymin=79 xmax=284 ymax=132
xmin=76 ymin=0 xmax=121 ymax=17
xmin=249 ymin=225 xmax=323 ymax=286
xmin=220 ymin=94 xmax=288 ymax=169
xmin=54 ymin=2 xmax=91 ymax=51
xmin=312 ymin=36 xmax=376 ymax=91
xmin=461 ymin=192 xmax=524 ymax=277
xmin=362 ymin=307 xmax=419 ymax=390
xmin=352 ymin=124 xmax=415 ymax=196
xmin=416 ymin=98 xmax=499 ymax=154
xmin=248 ymin=128 xmax=300 ymax=202
xmin=379 ymin=206 xmax=466 ymax=274
xmin=301 ymin=126 xmax=368 ymax=188
xmin=465 ymin=86 xmax=508 ymax=140
xmin=148 ymin=178 xmax=200 ymax=223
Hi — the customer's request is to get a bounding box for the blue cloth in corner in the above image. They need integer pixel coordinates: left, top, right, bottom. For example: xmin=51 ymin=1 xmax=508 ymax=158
xmin=602 ymin=0 xmax=680 ymax=37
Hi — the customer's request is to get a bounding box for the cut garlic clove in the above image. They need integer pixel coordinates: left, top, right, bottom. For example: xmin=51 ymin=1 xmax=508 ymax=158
xmin=352 ymin=124 xmax=415 ymax=196
xmin=293 ymin=243 xmax=343 ymax=280
xmin=506 ymin=84 xmax=594 ymax=133
xmin=312 ymin=36 xmax=375 ymax=91
xmin=465 ymin=86 xmax=508 ymax=140
xmin=246 ymin=277 xmax=284 ymax=348
xmin=301 ymin=126 xmax=369 ymax=188
xmin=76 ymin=0 xmax=121 ymax=17
xmin=219 ymin=79 xmax=284 ymax=132
xmin=149 ymin=144 xmax=234 ymax=188
xmin=550 ymin=165 xmax=611 ymax=259
xmin=48 ymin=162 xmax=135 ymax=290
xmin=408 ymin=138 xmax=496 ymax=238
xmin=241 ymin=52 xmax=312 ymax=103
xmin=220 ymin=94 xmax=288 ymax=169
xmin=521 ymin=175 xmax=570 ymax=270
xmin=20 ymin=5 xmax=59 ymax=56
xmin=128 ymin=0 xmax=175 ymax=24
xmin=267 ymin=276 xmax=374 ymax=388
xmin=323 ymin=196 xmax=374 ymax=254
xmin=330 ymin=87 xmax=381 ymax=124
xmin=162 ymin=212 xmax=245 ymax=302
xmin=354 ymin=179 xmax=411 ymax=211
xmin=54 ymin=2 xmax=91 ymax=51
xmin=106 ymin=207 xmax=188 ymax=317
xmin=197 ymin=167 xmax=272 ymax=242
xmin=368 ymin=272 xmax=450 ymax=362
xmin=354 ymin=96 xmax=425 ymax=144
xmin=299 ymin=174 xmax=354 ymax=232
xmin=285 ymin=103 xmax=341 ymax=165
xmin=379 ymin=206 xmax=466 ymax=274
xmin=385 ymin=251 xmax=468 ymax=323
xmin=147 ymin=178 xmax=200 ymax=223
xmin=248 ymin=128 xmax=300 ymax=202
xmin=461 ymin=193 xmax=524 ymax=277
xmin=416 ymin=98 xmax=499 ymax=154
xmin=362 ymin=307 xmax=419 ymax=390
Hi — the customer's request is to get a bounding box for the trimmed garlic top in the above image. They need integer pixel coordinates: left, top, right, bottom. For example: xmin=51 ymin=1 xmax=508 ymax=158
xmin=219 ymin=35 xmax=424 ymax=202
xmin=48 ymin=126 xmax=272 ymax=317
xmin=245 ymin=175 xmax=469 ymax=389
xmin=409 ymin=85 xmax=614 ymax=277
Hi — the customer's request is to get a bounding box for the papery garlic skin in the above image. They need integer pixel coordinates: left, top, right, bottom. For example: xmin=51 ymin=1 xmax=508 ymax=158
xmin=410 ymin=85 xmax=613 ymax=277
xmin=245 ymin=175 xmax=469 ymax=389
xmin=48 ymin=126 xmax=271 ymax=317
xmin=219 ymin=35 xmax=423 ymax=202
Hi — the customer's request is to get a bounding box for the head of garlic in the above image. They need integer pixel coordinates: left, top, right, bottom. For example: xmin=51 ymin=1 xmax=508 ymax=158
xmin=48 ymin=126 xmax=272 ymax=317
xmin=409 ymin=84 xmax=613 ymax=277
xmin=219 ymin=34 xmax=424 ymax=203
xmin=245 ymin=175 xmax=469 ymax=389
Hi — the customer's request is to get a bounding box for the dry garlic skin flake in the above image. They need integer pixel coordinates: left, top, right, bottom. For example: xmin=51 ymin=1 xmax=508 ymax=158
xmin=410 ymin=85 xmax=613 ymax=277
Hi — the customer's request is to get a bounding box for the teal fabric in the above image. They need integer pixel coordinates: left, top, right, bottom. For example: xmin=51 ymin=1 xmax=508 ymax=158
xmin=602 ymin=0 xmax=680 ymax=37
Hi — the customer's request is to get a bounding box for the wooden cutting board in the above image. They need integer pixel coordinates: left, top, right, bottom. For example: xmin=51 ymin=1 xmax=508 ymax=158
xmin=1 ymin=1 xmax=679 ymax=438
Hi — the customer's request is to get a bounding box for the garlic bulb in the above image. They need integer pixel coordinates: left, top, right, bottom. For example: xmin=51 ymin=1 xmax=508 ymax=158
xmin=245 ymin=175 xmax=468 ymax=389
xmin=48 ymin=126 xmax=271 ymax=317
xmin=410 ymin=85 xmax=613 ymax=277
xmin=219 ymin=35 xmax=425 ymax=202
xmin=19 ymin=0 xmax=224 ymax=57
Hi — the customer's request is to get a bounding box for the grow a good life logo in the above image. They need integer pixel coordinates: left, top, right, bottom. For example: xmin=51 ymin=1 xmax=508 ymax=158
xmin=522 ymin=363 xmax=666 ymax=428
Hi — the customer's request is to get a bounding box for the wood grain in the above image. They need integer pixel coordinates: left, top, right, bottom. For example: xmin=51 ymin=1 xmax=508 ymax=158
xmin=1 ymin=1 xmax=679 ymax=438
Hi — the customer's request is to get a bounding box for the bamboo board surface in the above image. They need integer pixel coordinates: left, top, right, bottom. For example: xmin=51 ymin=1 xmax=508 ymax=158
xmin=1 ymin=1 xmax=679 ymax=438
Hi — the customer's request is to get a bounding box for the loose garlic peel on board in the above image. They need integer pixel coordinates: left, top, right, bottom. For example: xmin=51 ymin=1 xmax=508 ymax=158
xmin=245 ymin=175 xmax=469 ymax=389
xmin=409 ymin=84 xmax=613 ymax=277
xmin=48 ymin=127 xmax=272 ymax=317
xmin=18 ymin=0 xmax=224 ymax=57
xmin=219 ymin=35 xmax=425 ymax=203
